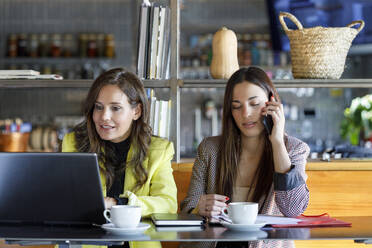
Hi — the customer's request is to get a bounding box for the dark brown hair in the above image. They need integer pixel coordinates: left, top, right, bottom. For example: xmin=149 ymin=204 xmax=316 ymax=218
xmin=73 ymin=68 xmax=152 ymax=192
xmin=217 ymin=66 xmax=281 ymax=202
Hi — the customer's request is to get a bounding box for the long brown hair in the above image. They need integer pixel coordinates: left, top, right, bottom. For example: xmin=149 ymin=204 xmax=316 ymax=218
xmin=74 ymin=68 xmax=152 ymax=192
xmin=217 ymin=66 xmax=281 ymax=202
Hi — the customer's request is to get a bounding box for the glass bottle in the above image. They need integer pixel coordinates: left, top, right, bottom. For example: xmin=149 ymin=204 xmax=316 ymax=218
xmin=29 ymin=34 xmax=39 ymax=57
xmin=17 ymin=33 xmax=28 ymax=57
xmin=7 ymin=34 xmax=18 ymax=57
xmin=105 ymin=34 xmax=115 ymax=58
xmin=237 ymin=33 xmax=244 ymax=66
xmin=38 ymin=33 xmax=49 ymax=57
xmin=96 ymin=33 xmax=105 ymax=57
xmin=50 ymin=34 xmax=62 ymax=57
xmin=250 ymin=34 xmax=261 ymax=66
xmin=87 ymin=34 xmax=97 ymax=58
xmin=82 ymin=62 xmax=94 ymax=79
xmin=242 ymin=33 xmax=252 ymax=66
xmin=79 ymin=33 xmax=88 ymax=57
xmin=62 ymin=34 xmax=74 ymax=57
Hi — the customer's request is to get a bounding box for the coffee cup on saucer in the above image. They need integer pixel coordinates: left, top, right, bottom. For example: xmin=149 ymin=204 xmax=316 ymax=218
xmin=221 ymin=202 xmax=258 ymax=225
xmin=103 ymin=205 xmax=141 ymax=228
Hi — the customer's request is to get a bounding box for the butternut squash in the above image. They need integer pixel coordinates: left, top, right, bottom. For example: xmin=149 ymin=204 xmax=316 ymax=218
xmin=210 ymin=27 xmax=239 ymax=79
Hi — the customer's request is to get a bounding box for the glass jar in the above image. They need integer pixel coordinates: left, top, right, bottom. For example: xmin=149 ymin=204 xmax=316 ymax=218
xmin=242 ymin=33 xmax=252 ymax=66
xmin=62 ymin=34 xmax=75 ymax=57
xmin=38 ymin=33 xmax=49 ymax=57
xmin=96 ymin=33 xmax=105 ymax=57
xmin=7 ymin=34 xmax=18 ymax=57
xmin=105 ymin=34 xmax=115 ymax=58
xmin=29 ymin=34 xmax=39 ymax=57
xmin=50 ymin=34 xmax=62 ymax=57
xmin=17 ymin=33 xmax=28 ymax=57
xmin=79 ymin=33 xmax=88 ymax=57
xmin=87 ymin=33 xmax=97 ymax=58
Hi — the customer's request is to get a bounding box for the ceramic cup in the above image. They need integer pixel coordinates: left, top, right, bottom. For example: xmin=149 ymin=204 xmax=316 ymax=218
xmin=103 ymin=205 xmax=141 ymax=228
xmin=221 ymin=202 xmax=258 ymax=225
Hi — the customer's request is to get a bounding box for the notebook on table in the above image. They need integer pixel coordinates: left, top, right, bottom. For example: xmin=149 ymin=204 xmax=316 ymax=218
xmin=155 ymin=225 xmax=204 ymax=232
xmin=151 ymin=213 xmax=204 ymax=226
xmin=0 ymin=152 xmax=106 ymax=226
xmin=270 ymin=213 xmax=352 ymax=228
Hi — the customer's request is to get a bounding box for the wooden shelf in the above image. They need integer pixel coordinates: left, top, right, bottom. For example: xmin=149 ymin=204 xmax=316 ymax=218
xmin=0 ymin=57 xmax=114 ymax=63
xmin=349 ymin=43 xmax=372 ymax=55
xmin=181 ymin=79 xmax=372 ymax=88
xmin=0 ymin=80 xmax=93 ymax=88
xmin=0 ymin=79 xmax=170 ymax=89
xmin=2 ymin=78 xmax=372 ymax=89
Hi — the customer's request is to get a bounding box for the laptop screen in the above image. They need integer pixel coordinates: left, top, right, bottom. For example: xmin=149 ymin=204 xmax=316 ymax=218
xmin=0 ymin=152 xmax=106 ymax=226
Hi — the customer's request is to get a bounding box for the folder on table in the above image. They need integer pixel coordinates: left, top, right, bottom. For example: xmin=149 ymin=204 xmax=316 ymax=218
xmin=270 ymin=213 xmax=352 ymax=228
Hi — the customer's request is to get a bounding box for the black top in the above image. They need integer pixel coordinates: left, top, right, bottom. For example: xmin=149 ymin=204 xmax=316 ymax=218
xmin=106 ymin=139 xmax=131 ymax=248
xmin=106 ymin=138 xmax=130 ymax=205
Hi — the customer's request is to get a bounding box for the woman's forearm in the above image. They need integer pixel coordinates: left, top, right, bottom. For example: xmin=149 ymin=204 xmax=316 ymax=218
xmin=272 ymin=139 xmax=291 ymax=173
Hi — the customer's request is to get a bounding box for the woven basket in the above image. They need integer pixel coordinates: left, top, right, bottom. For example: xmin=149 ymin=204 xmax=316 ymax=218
xmin=279 ymin=12 xmax=364 ymax=79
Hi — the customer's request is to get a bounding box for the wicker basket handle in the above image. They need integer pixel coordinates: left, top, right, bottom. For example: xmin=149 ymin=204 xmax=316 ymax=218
xmin=279 ymin=12 xmax=303 ymax=31
xmin=347 ymin=20 xmax=365 ymax=34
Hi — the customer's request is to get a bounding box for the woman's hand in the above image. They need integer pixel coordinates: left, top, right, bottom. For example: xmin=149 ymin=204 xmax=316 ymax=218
xmin=196 ymin=194 xmax=229 ymax=217
xmin=262 ymin=95 xmax=292 ymax=173
xmin=262 ymin=95 xmax=285 ymax=144
xmin=104 ymin=197 xmax=117 ymax=209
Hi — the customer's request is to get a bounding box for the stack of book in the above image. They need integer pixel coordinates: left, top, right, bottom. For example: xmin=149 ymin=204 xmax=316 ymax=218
xmin=151 ymin=213 xmax=205 ymax=232
xmin=0 ymin=70 xmax=63 ymax=80
xmin=137 ymin=1 xmax=171 ymax=80
xmin=148 ymin=89 xmax=171 ymax=139
xmin=151 ymin=213 xmax=204 ymax=226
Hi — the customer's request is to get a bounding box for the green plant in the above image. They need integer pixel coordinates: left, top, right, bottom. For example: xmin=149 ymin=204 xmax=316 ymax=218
xmin=341 ymin=94 xmax=372 ymax=145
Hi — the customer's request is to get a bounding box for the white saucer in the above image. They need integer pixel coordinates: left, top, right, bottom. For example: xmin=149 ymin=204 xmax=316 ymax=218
xmin=221 ymin=221 xmax=266 ymax=232
xmin=102 ymin=223 xmax=151 ymax=235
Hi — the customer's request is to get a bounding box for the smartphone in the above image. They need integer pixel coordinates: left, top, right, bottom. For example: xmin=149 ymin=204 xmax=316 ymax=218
xmin=262 ymin=92 xmax=274 ymax=135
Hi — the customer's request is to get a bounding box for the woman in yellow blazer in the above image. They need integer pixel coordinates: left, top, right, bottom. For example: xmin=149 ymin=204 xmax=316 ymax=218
xmin=62 ymin=68 xmax=177 ymax=248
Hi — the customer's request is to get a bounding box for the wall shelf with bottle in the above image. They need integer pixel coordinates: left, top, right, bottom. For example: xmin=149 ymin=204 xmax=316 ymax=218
xmin=0 ymin=0 xmax=133 ymax=80
xmin=6 ymin=33 xmax=116 ymax=59
xmin=1 ymin=0 xmax=372 ymax=162
xmin=2 ymin=35 xmax=117 ymax=79
xmin=0 ymin=79 xmax=170 ymax=89
xmin=180 ymin=30 xmax=292 ymax=80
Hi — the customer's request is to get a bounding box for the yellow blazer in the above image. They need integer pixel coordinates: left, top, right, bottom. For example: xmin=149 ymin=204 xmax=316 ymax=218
xmin=62 ymin=132 xmax=177 ymax=248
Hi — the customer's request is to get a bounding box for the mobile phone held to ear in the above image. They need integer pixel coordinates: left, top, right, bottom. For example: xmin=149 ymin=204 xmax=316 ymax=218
xmin=263 ymin=92 xmax=274 ymax=135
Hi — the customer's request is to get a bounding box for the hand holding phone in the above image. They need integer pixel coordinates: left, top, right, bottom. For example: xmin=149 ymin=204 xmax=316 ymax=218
xmin=262 ymin=92 xmax=274 ymax=135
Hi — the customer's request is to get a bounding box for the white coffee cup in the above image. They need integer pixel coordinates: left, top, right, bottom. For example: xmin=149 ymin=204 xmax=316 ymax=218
xmin=221 ymin=202 xmax=258 ymax=225
xmin=103 ymin=205 xmax=141 ymax=228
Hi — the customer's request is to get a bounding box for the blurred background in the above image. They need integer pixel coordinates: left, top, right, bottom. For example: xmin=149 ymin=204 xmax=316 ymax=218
xmin=1 ymin=0 xmax=372 ymax=159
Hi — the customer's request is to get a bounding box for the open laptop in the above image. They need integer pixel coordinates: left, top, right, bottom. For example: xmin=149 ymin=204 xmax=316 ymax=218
xmin=0 ymin=152 xmax=106 ymax=226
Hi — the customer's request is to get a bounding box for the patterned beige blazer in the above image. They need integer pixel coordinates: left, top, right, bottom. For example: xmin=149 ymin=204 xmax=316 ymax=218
xmin=180 ymin=135 xmax=310 ymax=248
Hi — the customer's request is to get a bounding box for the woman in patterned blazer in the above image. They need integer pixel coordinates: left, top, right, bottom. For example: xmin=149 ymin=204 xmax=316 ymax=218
xmin=181 ymin=67 xmax=310 ymax=248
